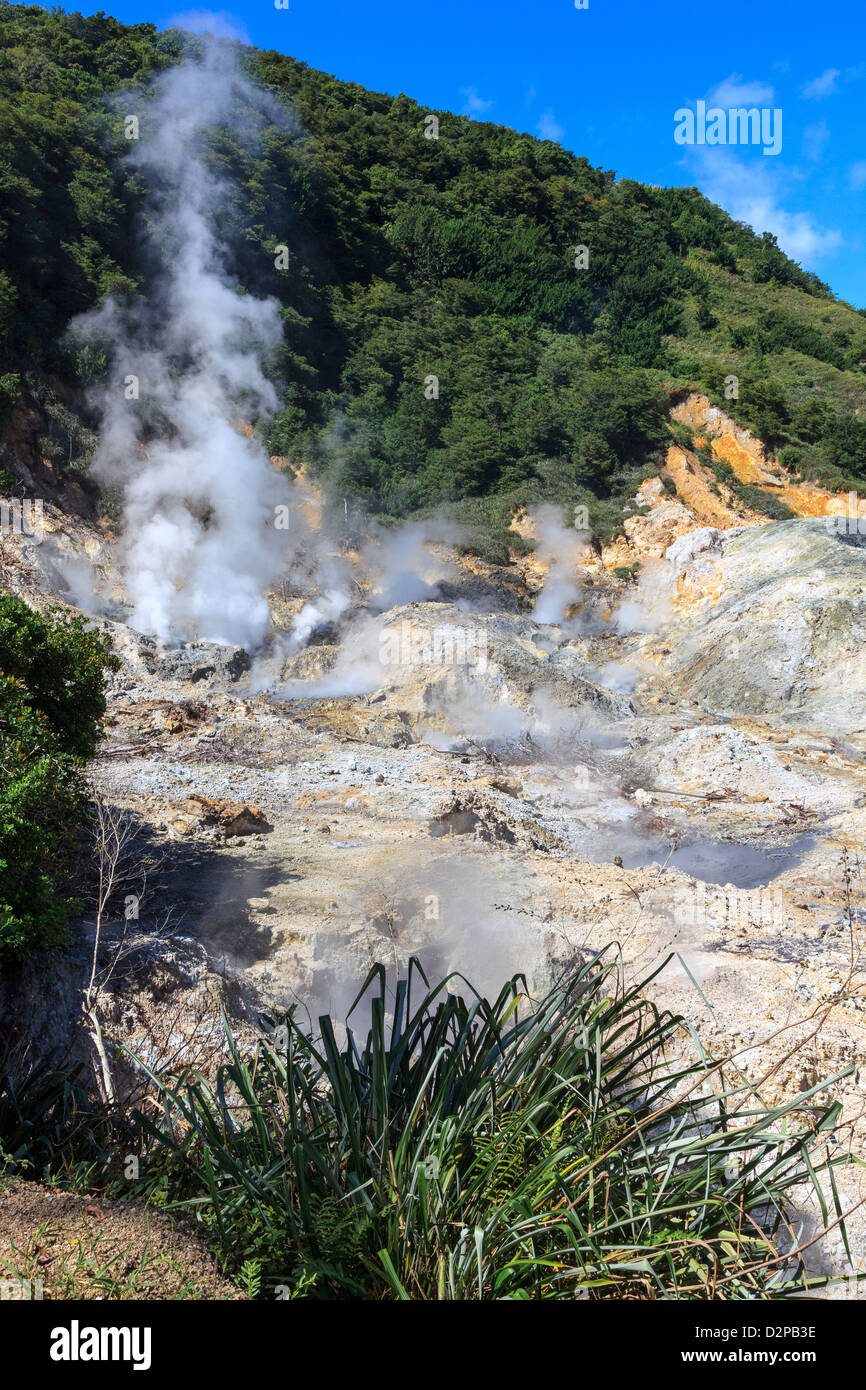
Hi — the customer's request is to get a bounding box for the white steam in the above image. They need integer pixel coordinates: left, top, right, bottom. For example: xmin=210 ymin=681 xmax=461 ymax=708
xmin=613 ymin=558 xmax=676 ymax=635
xmin=530 ymin=505 xmax=590 ymax=625
xmin=76 ymin=44 xmax=292 ymax=650
xmin=363 ymin=520 xmax=458 ymax=611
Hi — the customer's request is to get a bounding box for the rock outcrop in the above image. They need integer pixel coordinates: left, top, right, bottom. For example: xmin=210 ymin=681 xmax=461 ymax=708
xmin=666 ymin=519 xmax=866 ymax=735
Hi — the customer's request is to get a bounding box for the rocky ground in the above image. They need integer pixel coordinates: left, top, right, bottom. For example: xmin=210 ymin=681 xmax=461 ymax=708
xmin=2 ymin=394 xmax=866 ymax=1293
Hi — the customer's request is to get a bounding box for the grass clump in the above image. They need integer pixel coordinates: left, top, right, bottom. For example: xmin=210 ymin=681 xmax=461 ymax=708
xmin=128 ymin=950 xmax=857 ymax=1300
xmin=0 ymin=1050 xmax=117 ymax=1180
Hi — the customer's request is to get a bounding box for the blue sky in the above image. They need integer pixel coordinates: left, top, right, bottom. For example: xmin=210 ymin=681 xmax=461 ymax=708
xmin=68 ymin=0 xmax=866 ymax=306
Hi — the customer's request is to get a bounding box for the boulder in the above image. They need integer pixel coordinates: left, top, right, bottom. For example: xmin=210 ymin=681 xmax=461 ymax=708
xmin=180 ymin=795 xmax=272 ymax=837
xmin=140 ymin=641 xmax=250 ymax=685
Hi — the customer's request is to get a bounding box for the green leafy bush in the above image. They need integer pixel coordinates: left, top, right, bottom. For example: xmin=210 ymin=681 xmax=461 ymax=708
xmin=0 ymin=372 xmax=20 ymax=427
xmin=0 ymin=597 xmax=118 ymax=961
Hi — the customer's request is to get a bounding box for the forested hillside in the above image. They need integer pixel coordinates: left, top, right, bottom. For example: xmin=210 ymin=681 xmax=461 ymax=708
xmin=2 ymin=2 xmax=866 ymax=548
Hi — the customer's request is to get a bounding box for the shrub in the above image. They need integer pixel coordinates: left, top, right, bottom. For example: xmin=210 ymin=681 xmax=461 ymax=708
xmin=0 ymin=373 xmax=20 ymax=428
xmin=131 ymin=951 xmax=855 ymax=1300
xmin=0 ymin=1049 xmax=115 ymax=1177
xmin=0 ymin=598 xmax=118 ymax=962
xmin=734 ymin=486 xmax=796 ymax=521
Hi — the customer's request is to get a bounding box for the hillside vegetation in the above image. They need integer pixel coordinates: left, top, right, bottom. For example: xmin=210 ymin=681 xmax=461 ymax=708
xmin=0 ymin=596 xmax=118 ymax=959
xmin=1 ymin=2 xmax=866 ymax=552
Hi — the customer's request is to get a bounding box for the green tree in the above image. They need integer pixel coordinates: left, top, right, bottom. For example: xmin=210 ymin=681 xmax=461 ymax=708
xmin=0 ymin=598 xmax=118 ymax=962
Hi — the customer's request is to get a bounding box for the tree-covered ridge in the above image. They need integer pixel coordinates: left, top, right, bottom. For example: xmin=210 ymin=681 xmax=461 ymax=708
xmin=1 ymin=2 xmax=865 ymax=543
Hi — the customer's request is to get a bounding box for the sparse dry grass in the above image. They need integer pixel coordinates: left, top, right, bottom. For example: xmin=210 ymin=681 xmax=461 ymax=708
xmin=0 ymin=1175 xmax=243 ymax=1300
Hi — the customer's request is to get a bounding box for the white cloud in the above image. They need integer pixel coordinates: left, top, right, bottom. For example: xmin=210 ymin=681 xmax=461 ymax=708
xmin=850 ymin=161 xmax=866 ymax=190
xmin=686 ymin=146 xmax=843 ymax=267
xmin=801 ymin=120 xmax=830 ymax=160
xmin=460 ymin=86 xmax=494 ymax=116
xmin=536 ymin=109 xmax=564 ymax=141
xmin=707 ymin=73 xmax=775 ymax=107
xmin=802 ymin=68 xmax=840 ymax=99
xmin=167 ymin=10 xmax=249 ymax=42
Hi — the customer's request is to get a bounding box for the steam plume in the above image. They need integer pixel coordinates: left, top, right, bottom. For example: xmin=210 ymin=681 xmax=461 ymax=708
xmin=76 ymin=43 xmax=292 ymax=650
xmin=530 ymin=505 xmax=590 ymax=624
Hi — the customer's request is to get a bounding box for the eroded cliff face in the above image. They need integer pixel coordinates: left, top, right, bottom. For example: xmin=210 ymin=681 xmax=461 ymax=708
xmin=671 ymin=391 xmax=866 ymax=521
xmin=598 ymin=392 xmax=866 ymax=573
xmin=2 ymin=405 xmax=866 ymax=1285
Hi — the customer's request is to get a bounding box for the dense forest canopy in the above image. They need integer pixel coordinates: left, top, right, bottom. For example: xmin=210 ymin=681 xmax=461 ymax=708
xmin=1 ymin=3 xmax=866 ymax=547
